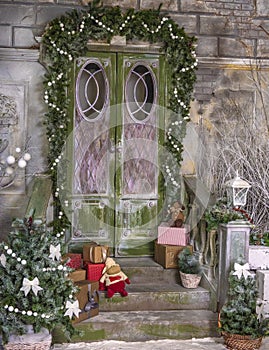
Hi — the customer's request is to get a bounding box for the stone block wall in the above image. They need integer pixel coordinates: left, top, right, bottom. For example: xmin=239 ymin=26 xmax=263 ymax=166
xmin=0 ymin=0 xmax=269 ymax=237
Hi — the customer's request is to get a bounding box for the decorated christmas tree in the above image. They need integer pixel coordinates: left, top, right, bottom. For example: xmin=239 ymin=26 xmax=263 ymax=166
xmin=219 ymin=260 xmax=268 ymax=340
xmin=0 ymin=217 xmax=79 ymax=344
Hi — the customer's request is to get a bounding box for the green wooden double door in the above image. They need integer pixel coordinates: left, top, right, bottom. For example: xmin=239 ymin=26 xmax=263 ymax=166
xmin=69 ymin=50 xmax=166 ymax=256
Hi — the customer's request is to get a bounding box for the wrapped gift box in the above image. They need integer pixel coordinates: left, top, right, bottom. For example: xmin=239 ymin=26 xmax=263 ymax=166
xmin=85 ymin=262 xmax=105 ymax=281
xmin=63 ymin=253 xmax=82 ymax=270
xmin=154 ymin=240 xmax=193 ymax=269
xmin=83 ymin=242 xmax=109 ymax=264
xmin=157 ymin=224 xmax=190 ymax=246
xmin=68 ymin=268 xmax=86 ymax=282
xmin=72 ymin=280 xmax=99 ymax=324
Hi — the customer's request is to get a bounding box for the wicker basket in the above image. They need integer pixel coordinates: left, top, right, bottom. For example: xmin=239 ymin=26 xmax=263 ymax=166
xmin=4 ymin=339 xmax=51 ymax=350
xmin=222 ymin=332 xmax=263 ymax=350
xmin=4 ymin=327 xmax=52 ymax=350
xmin=179 ymin=271 xmax=201 ymax=288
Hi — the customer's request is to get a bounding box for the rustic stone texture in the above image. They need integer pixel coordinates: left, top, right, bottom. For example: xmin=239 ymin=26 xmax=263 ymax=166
xmin=256 ymin=0 xmax=269 ymax=16
xmin=14 ymin=27 xmax=37 ymax=48
xmin=193 ymin=66 xmax=224 ymax=103
xmin=0 ymin=25 xmax=12 ymax=47
xmin=196 ymin=36 xmax=218 ymax=57
xmin=171 ymin=15 xmax=197 ymax=34
xmin=199 ymin=16 xmax=237 ymax=36
xmin=257 ymin=39 xmax=269 ymax=57
xmin=140 ymin=0 xmax=178 ymax=11
xmin=0 ymin=5 xmax=35 ymax=25
xmin=256 ymin=269 xmax=269 ymax=300
xmin=102 ymin=0 xmax=138 ymax=8
xmin=36 ymin=4 xmax=80 ymax=25
xmin=219 ymin=37 xmax=255 ymax=57
xmin=180 ymin=0 xmax=210 ymax=13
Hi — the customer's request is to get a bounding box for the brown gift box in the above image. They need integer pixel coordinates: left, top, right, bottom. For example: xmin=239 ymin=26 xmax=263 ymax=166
xmin=72 ymin=280 xmax=99 ymax=324
xmin=83 ymin=242 xmax=109 ymax=264
xmin=68 ymin=268 xmax=86 ymax=282
xmin=154 ymin=240 xmax=193 ymax=269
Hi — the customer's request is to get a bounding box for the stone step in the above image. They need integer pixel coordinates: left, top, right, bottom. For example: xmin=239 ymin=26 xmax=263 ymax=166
xmin=99 ymin=283 xmax=211 ymax=311
xmin=58 ymin=310 xmax=219 ymax=343
xmin=114 ymin=257 xmax=179 ymax=285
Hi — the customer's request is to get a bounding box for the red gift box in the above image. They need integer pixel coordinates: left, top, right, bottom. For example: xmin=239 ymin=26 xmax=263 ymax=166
xmin=157 ymin=224 xmax=190 ymax=246
xmin=64 ymin=253 xmax=82 ymax=270
xmin=85 ymin=262 xmax=105 ymax=281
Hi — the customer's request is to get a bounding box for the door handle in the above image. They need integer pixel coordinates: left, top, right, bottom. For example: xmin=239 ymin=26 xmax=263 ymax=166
xmin=116 ymin=141 xmax=122 ymax=153
xmin=109 ymin=140 xmax=122 ymax=153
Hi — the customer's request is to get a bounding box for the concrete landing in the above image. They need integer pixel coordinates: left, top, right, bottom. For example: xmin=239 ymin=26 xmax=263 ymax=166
xmin=52 ymin=310 xmax=219 ymax=343
xmin=69 ymin=310 xmax=219 ymax=342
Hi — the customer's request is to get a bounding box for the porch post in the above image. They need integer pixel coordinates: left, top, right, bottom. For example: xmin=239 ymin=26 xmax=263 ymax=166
xmin=217 ymin=222 xmax=251 ymax=311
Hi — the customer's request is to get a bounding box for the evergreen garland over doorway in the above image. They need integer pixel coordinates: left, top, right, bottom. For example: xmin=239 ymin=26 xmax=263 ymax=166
xmin=42 ymin=0 xmax=197 ymax=233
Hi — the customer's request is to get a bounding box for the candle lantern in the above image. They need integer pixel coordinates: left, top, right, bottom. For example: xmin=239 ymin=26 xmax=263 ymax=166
xmin=226 ymin=173 xmax=251 ymax=207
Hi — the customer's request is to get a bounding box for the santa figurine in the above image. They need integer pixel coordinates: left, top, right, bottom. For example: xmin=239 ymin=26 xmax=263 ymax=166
xmin=99 ymin=257 xmax=130 ymax=298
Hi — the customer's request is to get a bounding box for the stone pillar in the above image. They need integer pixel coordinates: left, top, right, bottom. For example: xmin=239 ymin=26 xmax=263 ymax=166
xmin=217 ymin=222 xmax=251 ymax=311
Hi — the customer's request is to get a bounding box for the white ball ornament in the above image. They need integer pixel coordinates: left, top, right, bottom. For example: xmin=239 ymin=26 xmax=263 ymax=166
xmin=6 ymin=155 xmax=15 ymax=164
xmin=18 ymin=159 xmax=27 ymax=168
xmin=15 ymin=147 xmax=21 ymax=153
xmin=23 ymin=153 xmax=31 ymax=161
xmin=6 ymin=166 xmax=14 ymax=175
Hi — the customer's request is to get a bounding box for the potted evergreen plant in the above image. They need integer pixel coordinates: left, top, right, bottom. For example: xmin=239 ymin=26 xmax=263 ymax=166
xmin=218 ymin=259 xmax=269 ymax=350
xmin=177 ymin=247 xmax=202 ymax=289
xmin=0 ymin=217 xmax=79 ymax=349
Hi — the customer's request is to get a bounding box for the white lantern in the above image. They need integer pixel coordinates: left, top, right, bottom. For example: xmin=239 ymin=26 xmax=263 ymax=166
xmin=226 ymin=173 xmax=251 ymax=207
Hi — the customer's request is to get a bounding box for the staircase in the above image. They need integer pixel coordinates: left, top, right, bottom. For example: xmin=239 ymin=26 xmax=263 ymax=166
xmin=53 ymin=258 xmax=219 ymax=343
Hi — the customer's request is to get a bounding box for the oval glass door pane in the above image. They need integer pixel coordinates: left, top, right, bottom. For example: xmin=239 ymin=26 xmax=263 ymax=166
xmin=76 ymin=60 xmax=108 ymax=121
xmin=125 ymin=64 xmax=156 ymax=122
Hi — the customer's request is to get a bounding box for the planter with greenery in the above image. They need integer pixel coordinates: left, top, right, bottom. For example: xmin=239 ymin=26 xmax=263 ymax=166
xmin=177 ymin=246 xmax=202 ymax=289
xmin=219 ymin=260 xmax=269 ymax=350
xmin=204 ymin=199 xmax=245 ymax=232
xmin=0 ymin=217 xmax=79 ymax=348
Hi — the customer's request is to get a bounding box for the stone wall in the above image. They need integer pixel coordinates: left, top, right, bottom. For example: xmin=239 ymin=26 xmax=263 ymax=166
xmin=0 ymin=0 xmax=269 ymax=237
